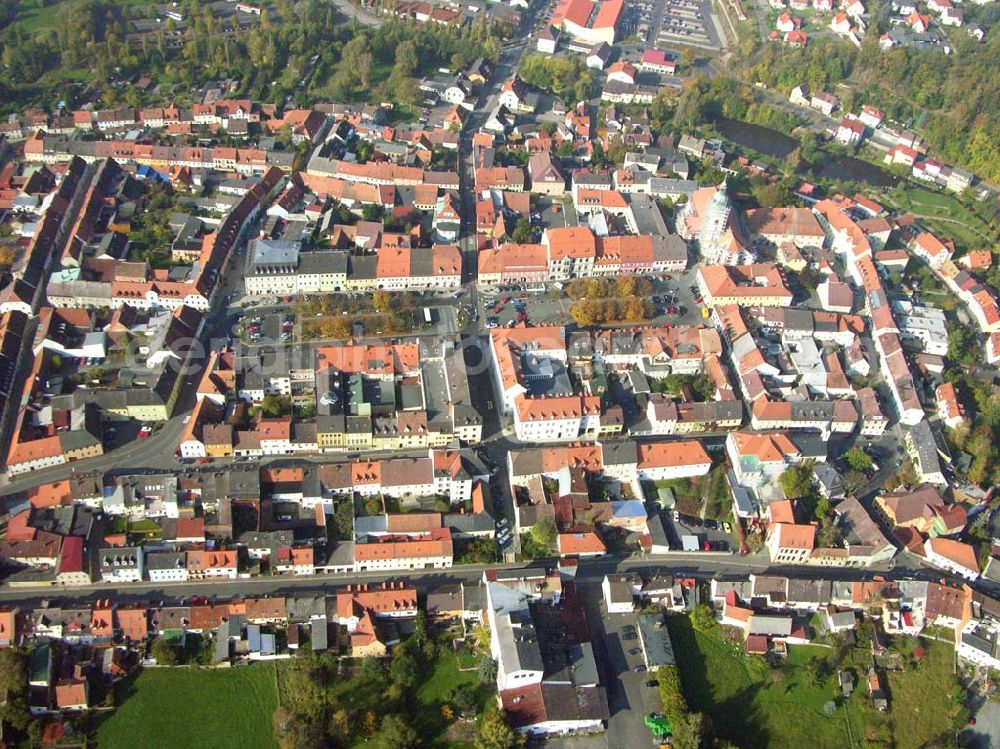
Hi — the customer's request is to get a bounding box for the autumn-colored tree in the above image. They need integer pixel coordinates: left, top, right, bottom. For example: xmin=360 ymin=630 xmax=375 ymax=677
xmin=475 ymin=706 xmax=523 ymax=749
xmin=615 ymin=276 xmax=638 ymax=297
xmin=372 ymin=290 xmax=394 ymax=313
xmin=621 ymin=297 xmax=648 ymax=321
xmin=361 ymin=710 xmax=379 ymax=737
xmin=328 ymin=708 xmax=350 ymax=742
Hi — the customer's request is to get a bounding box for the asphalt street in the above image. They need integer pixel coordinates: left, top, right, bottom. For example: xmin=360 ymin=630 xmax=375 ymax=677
xmin=0 ymin=546 xmax=933 ymax=606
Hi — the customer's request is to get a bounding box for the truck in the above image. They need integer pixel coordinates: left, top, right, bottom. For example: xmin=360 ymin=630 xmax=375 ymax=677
xmin=423 ymin=307 xmax=433 ymax=324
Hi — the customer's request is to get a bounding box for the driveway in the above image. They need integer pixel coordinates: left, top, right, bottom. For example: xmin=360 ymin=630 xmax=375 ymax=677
xmin=581 ymin=586 xmax=659 ymax=749
xmin=328 ymin=0 xmax=382 ymax=25
xmin=964 ymin=701 xmax=1000 ymax=749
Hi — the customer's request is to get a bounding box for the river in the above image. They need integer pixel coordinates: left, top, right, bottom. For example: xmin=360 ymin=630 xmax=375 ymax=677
xmin=716 ymin=119 xmax=897 ymax=188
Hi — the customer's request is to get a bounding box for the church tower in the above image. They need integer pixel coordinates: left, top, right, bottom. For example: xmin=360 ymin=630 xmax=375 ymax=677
xmin=699 ymin=180 xmax=732 ymax=260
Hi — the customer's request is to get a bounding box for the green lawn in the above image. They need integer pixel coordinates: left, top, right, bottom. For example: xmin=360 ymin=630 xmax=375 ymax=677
xmin=415 ymin=648 xmax=482 ymax=707
xmin=12 ymin=0 xmax=159 ymax=36
xmin=888 ymin=184 xmax=998 ymax=253
xmin=667 ymin=615 xmax=963 ymax=749
xmin=97 ymin=665 xmax=279 ymax=749
xmin=884 ymin=642 xmax=966 ymax=748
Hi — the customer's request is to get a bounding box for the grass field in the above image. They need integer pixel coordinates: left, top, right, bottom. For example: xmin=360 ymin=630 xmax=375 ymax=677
xmin=884 ymin=640 xmax=964 ymax=748
xmin=11 ymin=0 xmax=158 ymax=36
xmin=97 ymin=665 xmax=279 ymax=749
xmin=667 ymin=615 xmax=963 ymax=749
xmin=887 ymin=184 xmax=998 ymax=253
xmin=415 ymin=648 xmax=483 ymax=707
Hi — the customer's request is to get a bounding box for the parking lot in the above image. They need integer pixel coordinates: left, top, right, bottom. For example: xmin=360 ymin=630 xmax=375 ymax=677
xmin=583 ymin=589 xmax=662 ymax=749
xmin=480 ymin=270 xmax=708 ymax=331
xmin=244 ymin=311 xmax=295 ymax=346
xmin=626 ymin=0 xmax=723 ymax=50
xmin=666 ymin=509 xmax=736 ymax=553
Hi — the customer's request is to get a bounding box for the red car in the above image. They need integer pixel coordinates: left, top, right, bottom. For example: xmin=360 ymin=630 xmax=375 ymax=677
xmin=501 ymin=295 xmax=512 ymax=304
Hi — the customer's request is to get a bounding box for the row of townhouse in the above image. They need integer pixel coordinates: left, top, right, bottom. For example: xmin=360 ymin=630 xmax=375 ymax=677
xmin=934 ymin=259 xmax=1000 ymax=335
xmin=52 ymin=102 xmax=328 ymax=142
xmin=711 ymin=574 xmax=974 ymax=641
xmin=192 ymin=449 xmax=488 ymax=507
xmin=506 ymin=438 xmax=713 ymax=518
xmin=566 ymin=324 xmax=724 ymax=378
xmin=488 ymin=325 xmax=622 ymax=442
xmin=24 ymin=132 xmax=295 ymax=174
xmin=4 ymin=304 xmax=206 ymax=474
xmin=45 ymin=163 xmax=285 ymax=313
xmin=306 ymin=155 xmax=459 ymax=189
xmin=883 ymin=146 xmax=975 ymax=194
xmin=711 ymin=302 xmax=879 ymax=442
xmin=7 ymin=583 xmax=423 ymax=665
xmin=814 ymin=197 xmax=926 ymax=427
xmin=486 ymin=567 xmax=612 ymax=735
xmin=478 ymin=225 xmax=688 ymax=287
xmin=697 ymin=264 xmax=794 ymax=308
xmin=188 ymin=340 xmax=482 ymax=455
xmin=243 ymin=239 xmax=462 ymax=296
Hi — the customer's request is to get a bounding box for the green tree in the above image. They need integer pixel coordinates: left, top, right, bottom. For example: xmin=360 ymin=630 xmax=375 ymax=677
xmin=779 ymin=464 xmax=814 ymax=500
xmin=281 ymin=654 xmax=333 ymax=721
xmin=361 ymin=655 xmax=387 ymax=686
xmin=393 ymin=39 xmax=419 ymax=77
xmin=478 ymin=655 xmax=498 ymax=685
xmin=377 ymin=714 xmax=420 ymax=749
xmin=151 ymin=638 xmax=178 ymax=666
xmin=672 ymin=711 xmax=711 ymax=749
xmin=362 ymin=203 xmax=385 ymax=222
xmin=511 ymin=217 xmax=533 ymax=244
xmin=657 ymin=665 xmax=688 ymax=724
xmin=844 ymin=447 xmax=873 ymax=473
xmin=475 ymin=706 xmax=523 ymax=749
xmin=843 ymin=469 xmax=867 ymax=496
xmin=472 ymin=624 xmax=491 ymax=654
xmin=0 ymin=649 xmax=27 ymax=699
xmin=258 ymin=394 xmax=292 ymax=418
xmin=690 ymin=604 xmax=715 ymax=632
xmin=751 ymin=181 xmax=793 ymax=208
xmin=390 ymin=647 xmax=419 ymax=689
xmin=530 ymin=516 xmax=557 ymax=549
xmin=450 ymin=682 xmax=479 ymax=712
xmin=412 ymin=609 xmax=429 ymax=650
